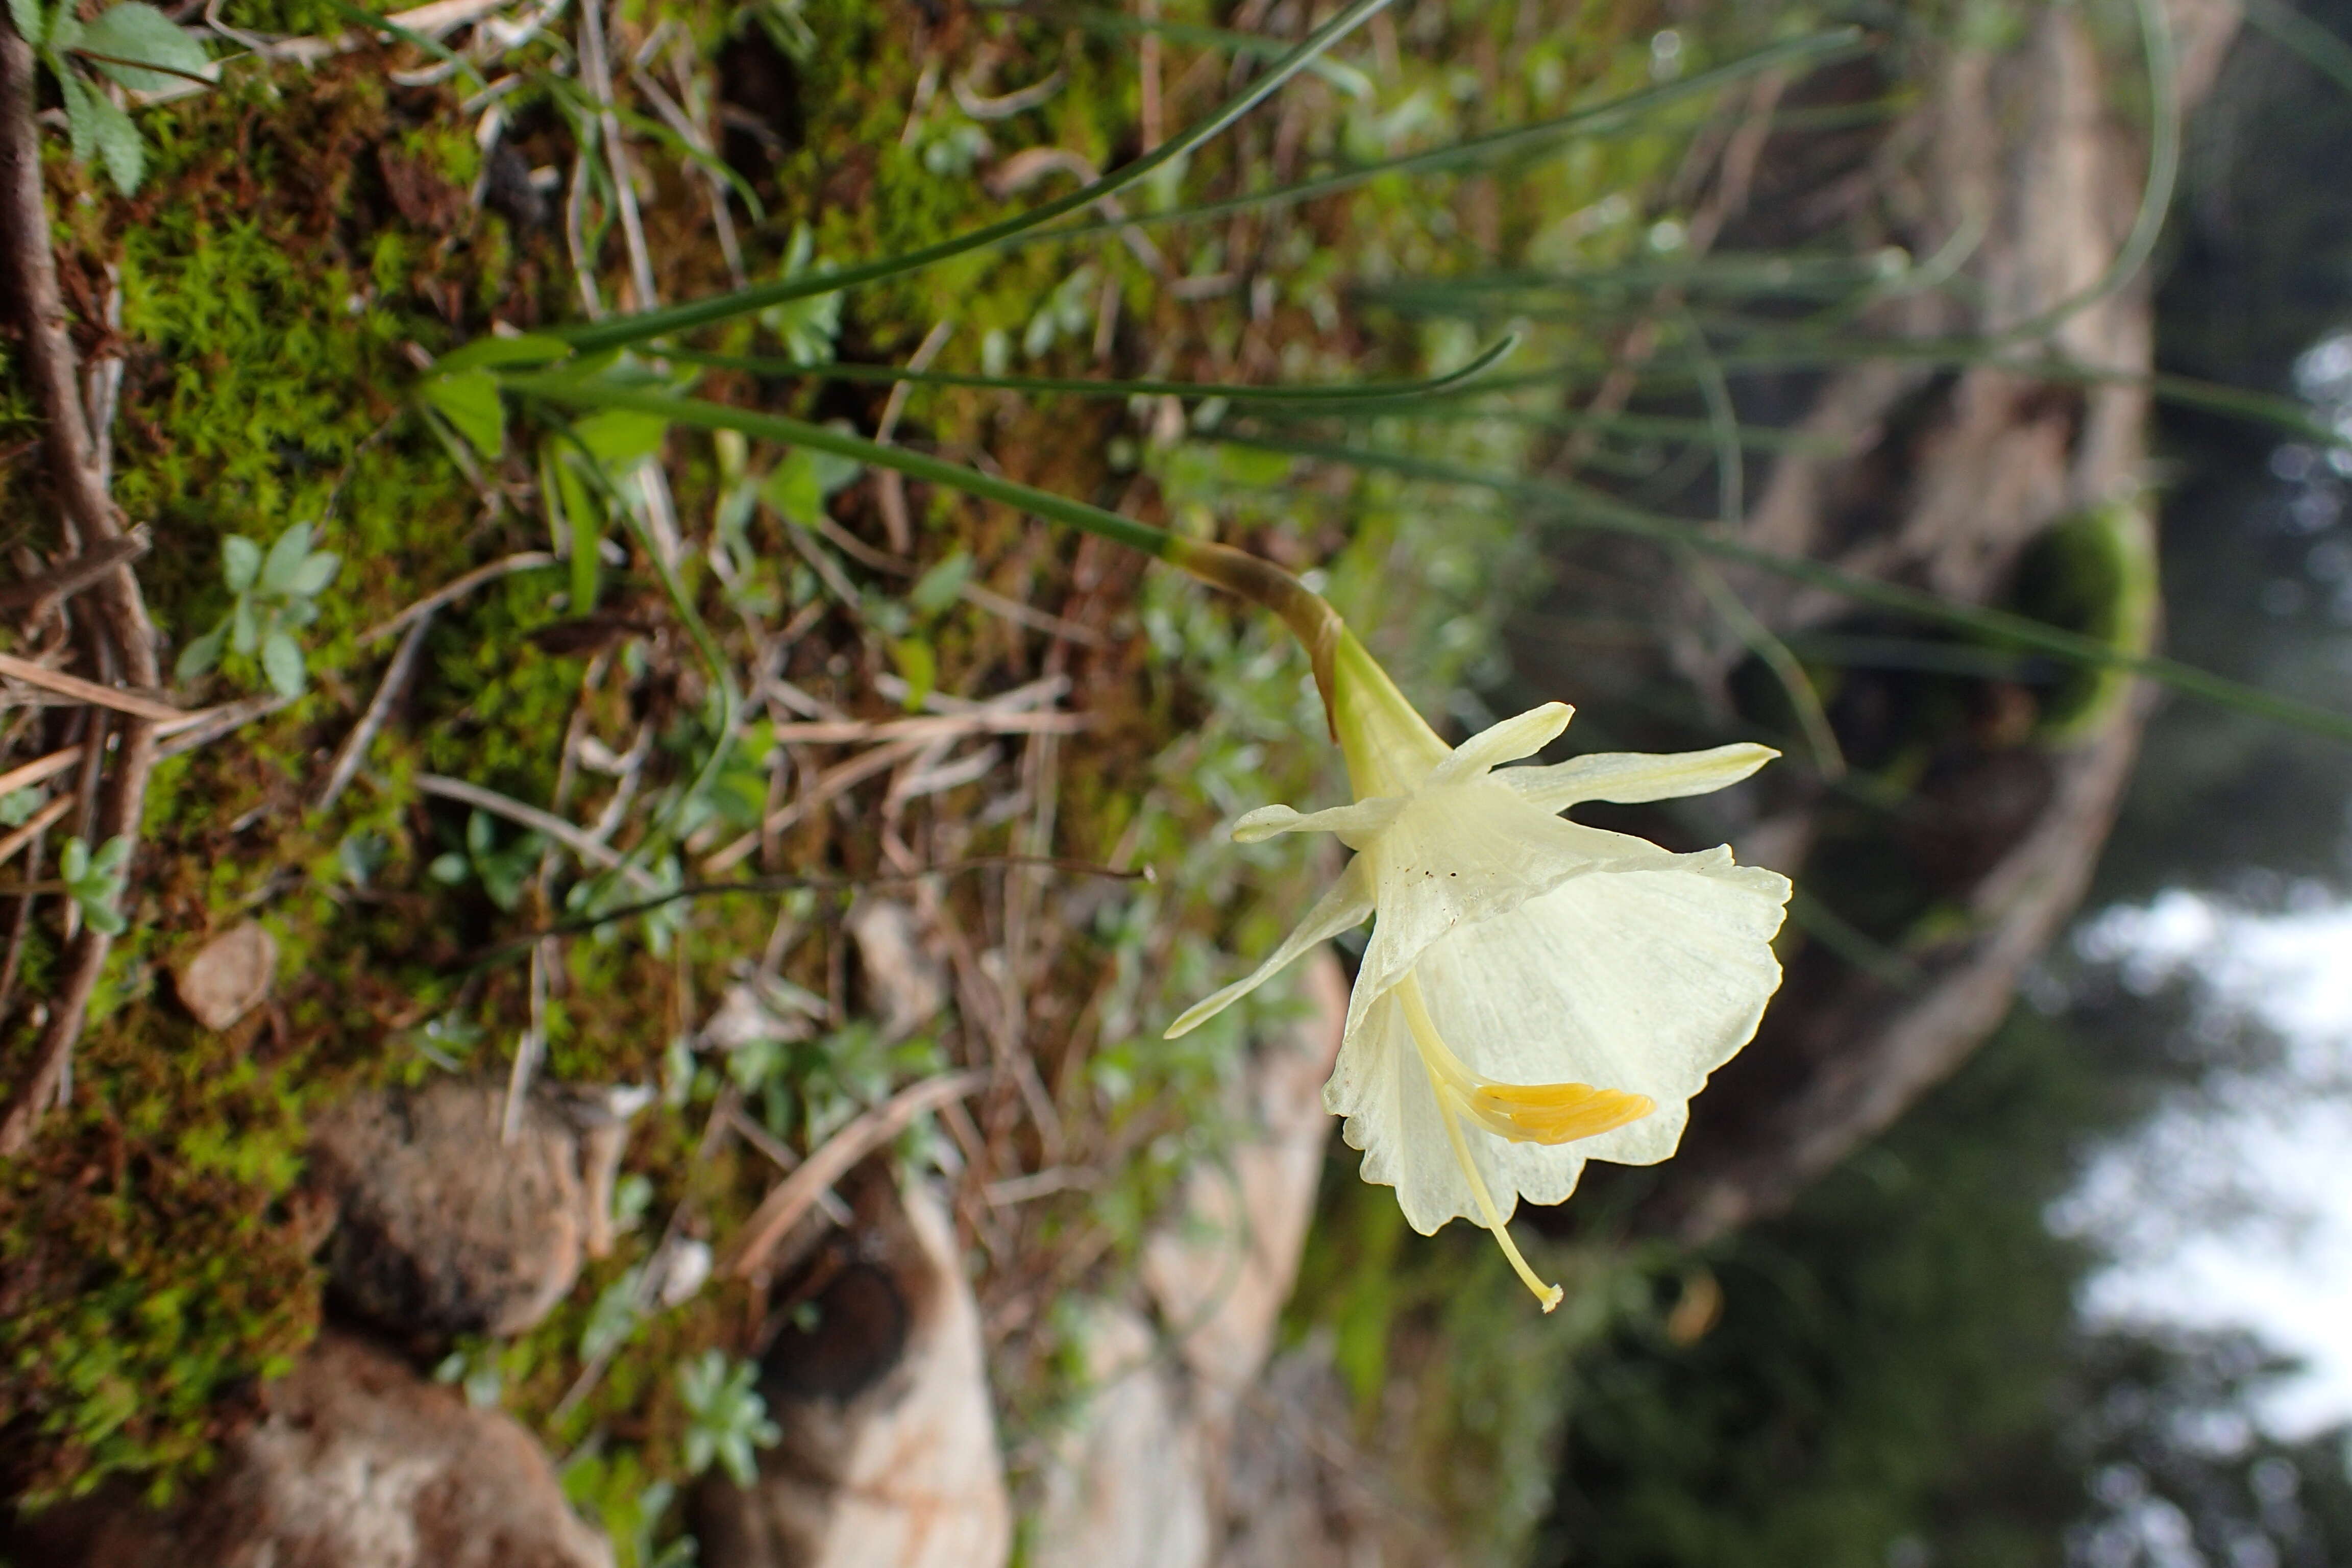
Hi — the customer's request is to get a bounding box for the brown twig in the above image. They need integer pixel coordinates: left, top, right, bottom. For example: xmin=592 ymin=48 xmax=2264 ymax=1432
xmin=724 ymin=1099 xmax=853 ymax=1225
xmin=0 ymin=696 xmax=278 ymax=799
xmin=0 ymin=795 xmax=73 ymax=868
xmin=0 ymin=650 xmax=182 ymax=721
xmin=414 ymin=771 xmax=660 ymax=887
xmin=767 ymin=710 xmax=1085 ymax=746
xmin=726 ymin=1070 xmax=986 ymax=1283
xmin=959 ymin=580 xmax=1107 ymax=646
xmin=0 ymin=529 xmax=146 ymax=612
xmin=0 ymin=19 xmax=163 ymax=1157
xmin=0 ymin=822 xmax=45 ymax=1020
xmin=316 ymin=609 xmax=433 ymax=812
xmin=701 ymin=735 xmax=930 ymax=874
xmin=357 ymin=549 xmax=557 ymax=645
xmin=872 ymin=320 xmax=953 ymax=552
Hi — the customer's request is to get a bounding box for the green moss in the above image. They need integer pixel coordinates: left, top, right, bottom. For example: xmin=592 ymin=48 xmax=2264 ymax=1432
xmin=1 ymin=53 xmax=543 ymax=1502
xmin=2007 ymin=498 xmax=2161 ymax=738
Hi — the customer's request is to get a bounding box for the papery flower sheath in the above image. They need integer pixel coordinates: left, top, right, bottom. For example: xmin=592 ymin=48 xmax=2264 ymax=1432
xmin=1166 ymin=630 xmax=1793 ymax=1309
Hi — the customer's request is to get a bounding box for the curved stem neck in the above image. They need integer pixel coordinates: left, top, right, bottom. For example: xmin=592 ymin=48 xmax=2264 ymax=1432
xmin=1161 ymin=535 xmax=1344 ymax=733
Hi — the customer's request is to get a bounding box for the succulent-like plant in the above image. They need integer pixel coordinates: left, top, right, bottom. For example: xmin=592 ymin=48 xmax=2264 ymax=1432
xmin=175 ymin=522 xmax=341 ymax=698
xmin=676 ymin=1350 xmax=779 ymax=1487
xmin=58 ymin=835 xmax=131 ymax=936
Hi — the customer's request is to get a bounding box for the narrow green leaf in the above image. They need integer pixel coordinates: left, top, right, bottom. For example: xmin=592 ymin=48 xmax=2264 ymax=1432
xmin=419 ymin=370 xmax=505 ymax=458
xmin=1243 ymin=432 xmax=2352 ymax=748
xmin=8 ymin=0 xmax=46 ymax=46
xmin=2243 ymin=0 xmax=2352 ymax=94
xmin=430 ymin=332 xmax=573 ymax=376
xmin=665 ymin=333 xmax=1520 ymax=404
xmin=508 ymin=377 xmax=1171 ymax=561
xmin=518 ymin=376 xmax=2352 ymax=750
xmin=1036 ymin=30 xmax=1866 ymax=244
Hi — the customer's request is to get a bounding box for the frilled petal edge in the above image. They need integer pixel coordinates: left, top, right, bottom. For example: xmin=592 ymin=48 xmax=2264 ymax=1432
xmin=1325 ymin=989 xmax=1590 ymax=1234
xmin=1414 ymin=848 xmax=1792 ymax=1168
xmin=1164 ymin=856 xmax=1375 ymax=1039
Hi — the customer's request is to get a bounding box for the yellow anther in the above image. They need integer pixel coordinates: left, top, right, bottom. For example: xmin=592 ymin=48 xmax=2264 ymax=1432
xmin=1469 ymin=1082 xmax=1655 ymax=1145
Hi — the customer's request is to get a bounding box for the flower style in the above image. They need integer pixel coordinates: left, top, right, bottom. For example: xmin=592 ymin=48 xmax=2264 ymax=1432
xmin=1166 ymin=630 xmax=1793 ymax=1309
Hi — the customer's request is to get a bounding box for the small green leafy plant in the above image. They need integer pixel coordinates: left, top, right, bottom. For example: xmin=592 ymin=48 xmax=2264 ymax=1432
xmin=1022 ymin=263 xmax=1099 ymax=360
xmin=429 ymin=811 xmax=546 ymax=913
xmin=677 ymin=1350 xmax=779 ymax=1487
xmin=754 ymin=226 xmax=843 ymax=366
xmin=175 ymin=523 xmax=342 ymax=698
xmin=59 ymin=835 xmax=130 ymax=936
xmin=5 ymin=0 xmax=210 ymax=193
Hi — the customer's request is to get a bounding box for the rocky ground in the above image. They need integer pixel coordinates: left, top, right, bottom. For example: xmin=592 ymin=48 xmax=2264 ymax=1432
xmin=0 ymin=0 xmax=2217 ymax=1561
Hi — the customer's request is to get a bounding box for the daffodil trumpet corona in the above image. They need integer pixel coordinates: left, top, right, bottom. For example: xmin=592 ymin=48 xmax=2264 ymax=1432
xmin=1158 ymin=535 xmax=1794 ymax=1311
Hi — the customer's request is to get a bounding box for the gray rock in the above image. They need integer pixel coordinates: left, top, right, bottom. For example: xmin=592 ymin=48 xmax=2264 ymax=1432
xmin=173 ymin=920 xmax=277 ymax=1031
xmin=1029 ymin=950 xmax=1349 ymax=1568
xmin=693 ymin=1161 xmax=1011 ymax=1568
xmin=309 ymin=1081 xmax=585 ymax=1338
xmin=8 ymin=1330 xmax=614 ymax=1568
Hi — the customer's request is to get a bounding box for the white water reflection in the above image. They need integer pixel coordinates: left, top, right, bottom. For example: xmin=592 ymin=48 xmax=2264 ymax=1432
xmin=2053 ymin=888 xmax=2352 ymax=1437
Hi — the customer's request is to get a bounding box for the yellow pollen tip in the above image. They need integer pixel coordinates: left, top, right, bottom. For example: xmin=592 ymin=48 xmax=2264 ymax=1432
xmin=1471 ymin=1083 xmax=1655 ymax=1145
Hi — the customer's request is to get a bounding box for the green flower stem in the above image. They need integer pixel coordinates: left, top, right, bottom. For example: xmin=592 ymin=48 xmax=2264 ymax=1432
xmin=507 ymin=376 xmax=1348 ymax=712
xmin=511 ymin=370 xmax=2352 ymax=749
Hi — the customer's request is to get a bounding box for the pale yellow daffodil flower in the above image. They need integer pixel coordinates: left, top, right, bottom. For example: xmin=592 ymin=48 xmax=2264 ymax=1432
xmin=1165 ymin=626 xmax=1792 ymax=1310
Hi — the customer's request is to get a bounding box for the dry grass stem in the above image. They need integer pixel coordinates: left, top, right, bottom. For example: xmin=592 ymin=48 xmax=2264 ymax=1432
xmin=416 ymin=772 xmax=664 ymax=890
xmin=359 ymin=550 xmax=556 ymax=645
xmin=727 ymin=1069 xmax=986 ymax=1282
xmin=0 ymin=795 xmax=72 ymax=867
xmin=0 ymin=652 xmax=185 ymax=724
